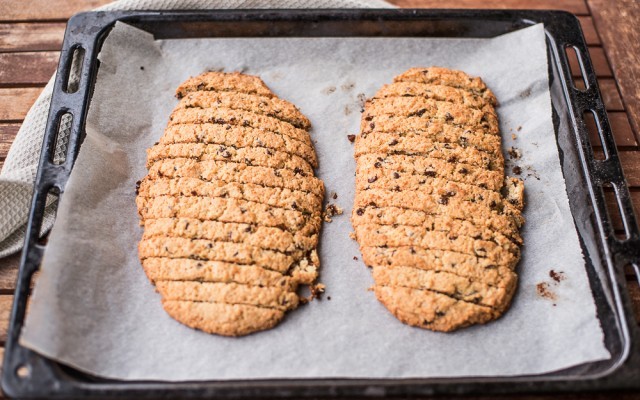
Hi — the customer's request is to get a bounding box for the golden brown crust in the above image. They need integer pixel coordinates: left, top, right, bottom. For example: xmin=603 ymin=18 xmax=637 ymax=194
xmin=160 ymin=123 xmax=317 ymax=168
xmin=146 ymin=158 xmax=324 ymax=198
xmin=168 ymin=107 xmax=312 ymax=146
xmin=393 ymin=67 xmax=497 ymax=105
xmin=161 ymin=300 xmax=284 ymax=337
xmin=138 ymin=177 xmax=322 ymax=214
xmin=362 ymin=96 xmax=499 ymax=135
xmin=142 ymin=257 xmax=296 ymax=290
xmin=352 ymin=205 xmax=522 ymax=245
xmin=137 ymin=195 xmax=321 ymax=235
xmin=175 ymin=71 xmax=274 ymax=99
xmin=354 ymin=138 xmax=500 ymax=171
xmin=374 ymin=285 xmax=499 ymax=332
xmin=362 ymin=247 xmax=517 ymax=286
xmin=371 ymin=266 xmax=517 ymax=311
xmin=352 ymin=67 xmax=523 ymax=332
xmin=142 ymin=218 xmax=317 ymax=253
xmin=176 ymin=90 xmax=310 ymax=129
xmin=373 ymin=81 xmax=495 ymax=111
xmin=139 ymin=72 xmax=323 ymax=336
xmin=356 ymin=153 xmax=504 ymax=191
xmin=156 ymin=281 xmax=299 ymax=311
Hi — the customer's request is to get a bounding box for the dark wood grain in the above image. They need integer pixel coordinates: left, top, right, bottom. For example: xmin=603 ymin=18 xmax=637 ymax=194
xmin=568 ymin=46 xmax=612 ymax=78
xmin=629 ymin=283 xmax=640 ymax=327
xmin=577 ymin=16 xmax=599 ymax=45
xmin=587 ymin=111 xmax=638 ymax=148
xmin=0 ymin=295 xmax=12 ymax=343
xmin=597 ymin=78 xmax=624 ymax=111
xmin=0 ymin=253 xmax=20 ymax=292
xmin=0 ymin=0 xmax=112 ymax=22
xmin=605 ymin=191 xmax=640 ymax=232
xmin=0 ymin=23 xmax=65 ymax=52
xmin=387 ymin=0 xmax=589 ymax=14
xmin=589 ymin=0 xmax=640 ymax=143
xmin=0 ymin=51 xmax=58 ymax=86
xmin=0 ymin=123 xmax=18 ymax=170
xmin=619 ymin=151 xmax=640 ymax=186
xmin=0 ymin=88 xmax=43 ymax=121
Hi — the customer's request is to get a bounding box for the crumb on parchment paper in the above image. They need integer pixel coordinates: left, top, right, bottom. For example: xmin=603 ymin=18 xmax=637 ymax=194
xmin=508 ymin=146 xmax=522 ymax=160
xmin=310 ymin=283 xmax=326 ymax=300
xmin=536 ymin=269 xmax=567 ymax=307
xmin=323 ymin=203 xmax=343 ymax=223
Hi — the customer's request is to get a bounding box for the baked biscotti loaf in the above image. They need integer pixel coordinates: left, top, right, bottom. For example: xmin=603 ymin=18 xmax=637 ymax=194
xmin=136 ymin=71 xmax=324 ymax=336
xmin=351 ymin=67 xmax=524 ymax=332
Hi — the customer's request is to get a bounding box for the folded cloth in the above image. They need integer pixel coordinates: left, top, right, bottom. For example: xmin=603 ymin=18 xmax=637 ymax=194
xmin=0 ymin=0 xmax=393 ymax=258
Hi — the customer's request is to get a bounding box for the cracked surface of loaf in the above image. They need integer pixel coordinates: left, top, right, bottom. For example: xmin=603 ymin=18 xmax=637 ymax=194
xmin=351 ymin=67 xmax=524 ymax=332
xmin=136 ymin=71 xmax=323 ymax=336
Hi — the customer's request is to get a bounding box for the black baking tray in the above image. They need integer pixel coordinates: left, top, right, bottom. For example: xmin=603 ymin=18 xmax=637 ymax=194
xmin=3 ymin=8 xmax=640 ymax=399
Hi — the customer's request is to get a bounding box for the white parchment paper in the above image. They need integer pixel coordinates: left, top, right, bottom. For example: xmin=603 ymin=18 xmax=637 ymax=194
xmin=20 ymin=22 xmax=610 ymax=381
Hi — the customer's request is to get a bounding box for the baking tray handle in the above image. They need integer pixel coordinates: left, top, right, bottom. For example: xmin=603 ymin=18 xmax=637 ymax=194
xmin=552 ymin=13 xmax=640 ymax=282
xmin=1 ymin=12 xmax=112 ymax=397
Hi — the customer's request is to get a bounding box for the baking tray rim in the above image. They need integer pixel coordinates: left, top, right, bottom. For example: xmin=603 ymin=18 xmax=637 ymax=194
xmin=2 ymin=8 xmax=640 ymax=398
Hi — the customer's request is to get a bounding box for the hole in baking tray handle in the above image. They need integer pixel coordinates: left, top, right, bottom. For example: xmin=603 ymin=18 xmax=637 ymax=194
xmin=35 ymin=186 xmax=60 ymax=246
xmin=63 ymin=46 xmax=85 ymax=94
xmin=603 ymin=184 xmax=628 ymax=240
xmin=15 ymin=365 xmax=31 ymax=380
xmin=565 ymin=46 xmax=588 ymax=91
xmin=583 ymin=110 xmax=607 ymax=160
xmin=49 ymin=112 xmax=72 ymax=165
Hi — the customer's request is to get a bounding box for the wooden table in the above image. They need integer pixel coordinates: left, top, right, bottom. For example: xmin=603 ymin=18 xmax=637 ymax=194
xmin=0 ymin=0 xmax=638 ymax=398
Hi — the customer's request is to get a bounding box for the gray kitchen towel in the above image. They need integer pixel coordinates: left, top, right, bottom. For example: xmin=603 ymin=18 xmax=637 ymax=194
xmin=0 ymin=0 xmax=393 ymax=258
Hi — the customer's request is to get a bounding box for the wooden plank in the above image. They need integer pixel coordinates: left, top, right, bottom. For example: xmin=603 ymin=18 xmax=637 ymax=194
xmin=579 ymin=78 xmax=625 ymax=111
xmin=605 ymin=191 xmax=640 ymax=232
xmin=587 ymin=111 xmax=638 ymax=148
xmin=589 ymin=0 xmax=640 ymax=143
xmin=0 ymin=23 xmax=65 ymax=52
xmin=0 ymin=88 xmax=42 ymax=121
xmin=597 ymin=78 xmax=624 ymax=111
xmin=577 ymin=16 xmax=600 ymax=46
xmin=619 ymin=151 xmax=640 ymax=187
xmin=0 ymin=52 xmax=58 ymax=86
xmin=389 ymin=0 xmax=589 ymax=14
xmin=629 ymin=283 xmax=640 ymax=326
xmin=568 ymin=47 xmax=612 ymax=79
xmin=0 ymin=295 xmax=12 ymax=343
xmin=0 ymin=253 xmax=20 ymax=292
xmin=0 ymin=123 xmax=18 ymax=170
xmin=0 ymin=0 xmax=112 ymax=22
